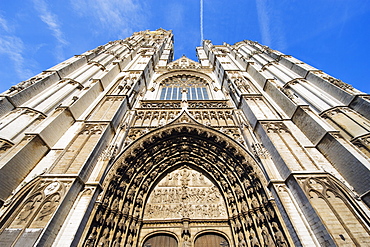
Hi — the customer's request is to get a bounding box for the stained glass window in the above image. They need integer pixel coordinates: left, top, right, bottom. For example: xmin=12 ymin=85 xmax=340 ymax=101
xmin=159 ymin=75 xmax=209 ymax=100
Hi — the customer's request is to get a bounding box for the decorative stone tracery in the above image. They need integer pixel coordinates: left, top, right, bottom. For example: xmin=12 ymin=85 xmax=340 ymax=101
xmin=299 ymin=176 xmax=370 ymax=246
xmin=0 ymin=179 xmax=71 ymax=246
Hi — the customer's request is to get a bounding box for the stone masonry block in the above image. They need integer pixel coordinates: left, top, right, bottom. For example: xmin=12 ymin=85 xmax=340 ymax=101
xmin=317 ymin=133 xmax=370 ymax=198
xmin=69 ymin=82 xmax=103 ymax=119
xmin=0 ymin=97 xmax=15 ymax=118
xmin=26 ymin=108 xmax=75 ymax=148
xmin=292 ymin=107 xmax=336 ymax=146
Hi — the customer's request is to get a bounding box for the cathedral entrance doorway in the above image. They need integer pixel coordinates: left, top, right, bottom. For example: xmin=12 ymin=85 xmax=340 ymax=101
xmin=81 ymin=122 xmax=290 ymax=246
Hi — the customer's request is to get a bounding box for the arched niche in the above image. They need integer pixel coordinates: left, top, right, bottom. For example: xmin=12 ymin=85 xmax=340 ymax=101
xmin=81 ymin=122 xmax=292 ymax=247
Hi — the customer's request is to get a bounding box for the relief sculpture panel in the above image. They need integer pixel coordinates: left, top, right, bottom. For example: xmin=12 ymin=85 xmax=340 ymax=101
xmin=144 ymin=167 xmax=227 ymax=220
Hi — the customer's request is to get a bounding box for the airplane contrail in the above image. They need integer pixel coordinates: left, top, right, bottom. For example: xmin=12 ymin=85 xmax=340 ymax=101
xmin=200 ymin=0 xmax=204 ymax=45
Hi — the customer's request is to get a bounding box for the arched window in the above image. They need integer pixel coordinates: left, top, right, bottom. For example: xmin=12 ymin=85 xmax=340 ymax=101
xmin=159 ymin=75 xmax=209 ymax=100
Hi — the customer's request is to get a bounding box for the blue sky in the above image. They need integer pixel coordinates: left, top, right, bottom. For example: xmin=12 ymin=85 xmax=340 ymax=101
xmin=0 ymin=0 xmax=369 ymax=93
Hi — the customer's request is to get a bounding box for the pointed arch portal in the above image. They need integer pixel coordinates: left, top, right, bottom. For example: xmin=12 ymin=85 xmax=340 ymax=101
xmin=82 ymin=122 xmax=291 ymax=247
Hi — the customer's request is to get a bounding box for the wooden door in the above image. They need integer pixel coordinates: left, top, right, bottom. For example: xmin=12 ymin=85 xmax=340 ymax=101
xmin=194 ymin=233 xmax=229 ymax=247
xmin=143 ymin=233 xmax=178 ymax=247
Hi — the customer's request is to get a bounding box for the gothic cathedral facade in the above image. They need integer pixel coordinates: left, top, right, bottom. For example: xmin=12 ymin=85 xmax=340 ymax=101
xmin=0 ymin=29 xmax=369 ymax=246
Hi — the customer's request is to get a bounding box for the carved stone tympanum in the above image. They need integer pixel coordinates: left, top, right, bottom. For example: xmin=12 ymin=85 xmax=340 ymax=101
xmin=144 ymin=167 xmax=227 ymax=220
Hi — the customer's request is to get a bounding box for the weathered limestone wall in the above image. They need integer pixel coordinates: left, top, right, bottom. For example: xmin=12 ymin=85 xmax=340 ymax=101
xmin=0 ymin=30 xmax=174 ymax=246
xmin=205 ymin=39 xmax=370 ymax=246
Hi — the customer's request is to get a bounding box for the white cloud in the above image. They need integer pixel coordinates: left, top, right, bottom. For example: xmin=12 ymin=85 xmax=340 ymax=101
xmin=71 ymin=0 xmax=146 ymax=38
xmin=33 ymin=0 xmax=68 ymax=60
xmin=255 ymin=0 xmax=287 ymax=51
xmin=0 ymin=15 xmax=33 ymax=80
xmin=0 ymin=36 xmax=33 ymax=78
xmin=0 ymin=15 xmax=11 ymax=32
xmin=255 ymin=0 xmax=271 ymax=47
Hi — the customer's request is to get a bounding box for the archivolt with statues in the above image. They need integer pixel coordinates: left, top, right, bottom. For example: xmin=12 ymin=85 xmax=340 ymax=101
xmin=82 ymin=119 xmax=291 ymax=247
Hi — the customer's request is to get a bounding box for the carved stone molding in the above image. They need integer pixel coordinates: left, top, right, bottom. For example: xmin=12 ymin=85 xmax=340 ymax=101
xmin=166 ymin=56 xmax=201 ymax=71
xmin=133 ymin=110 xmax=181 ymax=127
xmin=262 ymin=122 xmax=290 ymax=134
xmin=261 ymin=61 xmax=279 ymax=71
xmin=360 ymin=95 xmax=370 ymax=102
xmin=216 ymin=127 xmax=244 ymax=145
xmin=312 ymin=71 xmax=355 ymax=92
xmin=154 ymin=71 xmax=214 ymax=88
xmin=353 ymin=134 xmax=370 ymax=146
xmin=252 ymin=143 xmax=270 ymax=159
xmin=280 ymin=87 xmax=298 ymax=103
xmin=99 ymin=144 xmax=118 ymax=161
xmin=0 ymin=139 xmax=13 ymax=153
xmin=187 ymin=100 xmax=230 ymax=109
xmin=352 ymin=133 xmax=370 ymax=157
xmin=80 ymin=124 xmax=106 ymax=135
xmin=2 ymin=71 xmax=55 ymax=96
xmin=127 ymin=128 xmax=153 ymax=143
xmin=140 ymin=101 xmax=182 ymax=109
xmin=88 ymin=61 xmax=107 ymax=71
xmin=320 ymin=107 xmax=344 ymax=118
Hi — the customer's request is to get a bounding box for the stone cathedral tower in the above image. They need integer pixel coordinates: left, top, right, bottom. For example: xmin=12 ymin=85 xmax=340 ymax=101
xmin=0 ymin=29 xmax=369 ymax=247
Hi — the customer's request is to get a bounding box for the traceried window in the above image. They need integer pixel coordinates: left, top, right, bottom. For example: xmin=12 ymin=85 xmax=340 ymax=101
xmin=160 ymin=85 xmax=182 ymax=100
xmin=159 ymin=75 xmax=209 ymax=100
